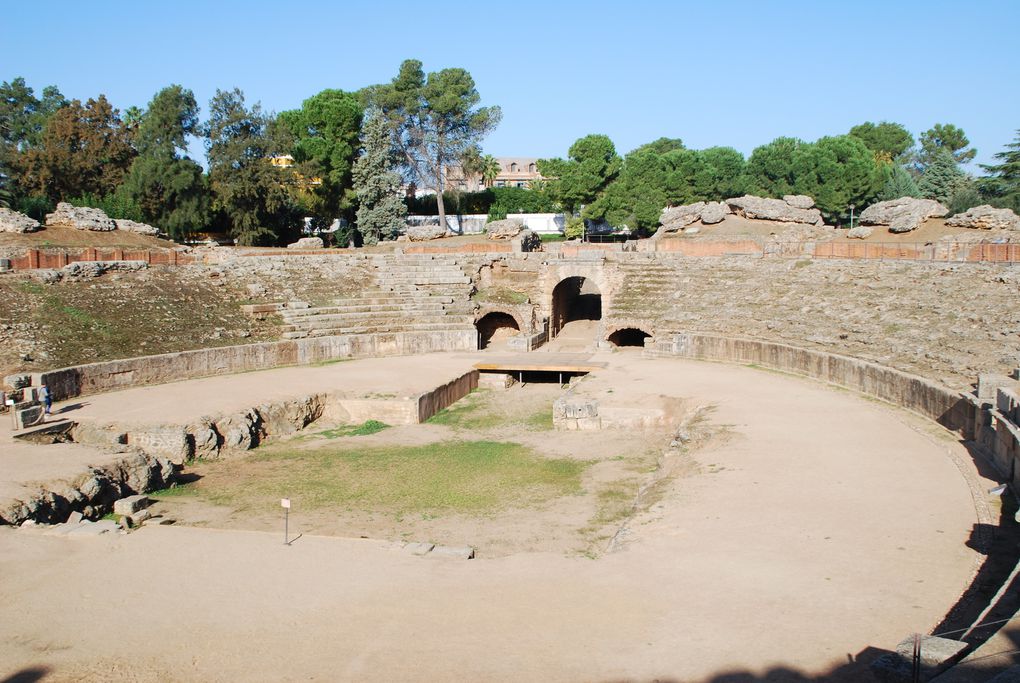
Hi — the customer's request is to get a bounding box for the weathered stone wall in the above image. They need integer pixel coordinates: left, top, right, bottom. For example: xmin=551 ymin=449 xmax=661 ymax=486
xmin=35 ymin=330 xmax=477 ymax=401
xmin=416 ymin=370 xmax=478 ymax=423
xmin=656 ymin=332 xmax=973 ymax=432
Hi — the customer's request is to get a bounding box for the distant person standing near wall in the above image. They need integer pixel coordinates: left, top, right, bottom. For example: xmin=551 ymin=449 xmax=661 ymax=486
xmin=40 ymin=383 xmax=52 ymax=418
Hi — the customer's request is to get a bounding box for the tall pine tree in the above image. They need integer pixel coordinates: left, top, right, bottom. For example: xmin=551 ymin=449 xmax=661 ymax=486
xmin=979 ymin=129 xmax=1020 ymax=212
xmin=122 ymin=85 xmax=209 ymax=239
xmin=353 ymin=114 xmax=406 ymax=245
xmin=918 ymin=148 xmax=965 ymax=204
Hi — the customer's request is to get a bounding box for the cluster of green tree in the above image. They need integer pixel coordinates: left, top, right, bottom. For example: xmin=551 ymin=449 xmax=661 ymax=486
xmin=536 ymin=122 xmax=1020 ymax=234
xmin=0 ymin=61 xmax=499 ymax=246
xmin=407 ymin=186 xmax=557 ymax=221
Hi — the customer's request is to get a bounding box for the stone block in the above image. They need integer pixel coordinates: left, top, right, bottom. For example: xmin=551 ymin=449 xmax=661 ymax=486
xmin=14 ymin=404 xmax=44 ymax=430
xmin=428 ymin=545 xmax=475 ymax=559
xmin=113 ymin=495 xmax=150 ymax=516
xmin=0 ymin=258 xmax=11 ymax=272
xmin=870 ymin=634 xmax=968 ymax=682
xmin=403 ymin=541 xmax=435 ymax=556
xmin=979 ymin=373 xmax=1016 ymax=400
xmin=66 ymin=511 xmax=83 ymax=524
xmin=4 ymin=373 xmax=31 ymax=389
xmin=67 ymin=519 xmax=120 ymax=537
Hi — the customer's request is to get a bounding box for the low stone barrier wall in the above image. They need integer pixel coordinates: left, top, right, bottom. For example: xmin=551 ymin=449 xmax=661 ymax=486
xmin=32 ymin=330 xmax=478 ymax=401
xmin=656 ymin=332 xmax=974 ymax=433
xmin=416 ymin=370 xmax=478 ymax=423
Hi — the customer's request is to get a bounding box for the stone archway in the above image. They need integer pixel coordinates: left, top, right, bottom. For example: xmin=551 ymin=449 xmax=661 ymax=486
xmin=476 ymin=312 xmax=521 ymax=350
xmin=551 ymin=277 xmax=602 ymax=337
xmin=607 ymin=327 xmax=652 ymax=348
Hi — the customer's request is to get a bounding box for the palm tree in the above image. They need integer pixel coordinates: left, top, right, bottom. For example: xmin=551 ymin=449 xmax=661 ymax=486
xmin=480 ymin=154 xmax=501 ymax=188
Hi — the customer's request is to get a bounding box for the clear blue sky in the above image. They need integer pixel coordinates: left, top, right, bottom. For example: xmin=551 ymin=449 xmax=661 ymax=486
xmin=7 ymin=0 xmax=1019 ymax=169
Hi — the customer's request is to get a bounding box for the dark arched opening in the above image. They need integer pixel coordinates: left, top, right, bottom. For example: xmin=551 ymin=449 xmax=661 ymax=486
xmin=607 ymin=328 xmax=651 ymax=348
xmin=476 ymin=312 xmax=520 ymax=349
xmin=551 ymin=277 xmax=601 ymax=337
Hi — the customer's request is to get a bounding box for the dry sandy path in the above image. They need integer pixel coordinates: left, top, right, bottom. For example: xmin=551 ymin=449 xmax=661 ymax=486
xmin=0 ymin=355 xmax=991 ymax=682
xmin=63 ymin=353 xmax=478 ymax=427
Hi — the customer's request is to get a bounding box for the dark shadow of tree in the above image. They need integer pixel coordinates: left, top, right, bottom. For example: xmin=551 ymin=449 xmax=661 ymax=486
xmin=1 ymin=667 xmax=49 ymax=683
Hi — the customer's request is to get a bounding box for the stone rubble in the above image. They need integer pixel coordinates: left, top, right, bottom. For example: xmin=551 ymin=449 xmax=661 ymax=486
xmin=945 ymin=204 xmax=1020 ymax=231
xmin=859 ymin=197 xmax=949 ymax=233
xmin=45 ymin=202 xmax=116 ymax=231
xmin=114 ymin=219 xmax=160 ymax=236
xmin=406 ymin=222 xmax=448 ymax=241
xmin=0 ymin=207 xmax=41 ymax=233
xmin=485 ymin=218 xmax=526 ymax=240
xmin=286 ymin=236 xmax=324 ymax=249
xmin=725 ymin=195 xmax=825 ymax=226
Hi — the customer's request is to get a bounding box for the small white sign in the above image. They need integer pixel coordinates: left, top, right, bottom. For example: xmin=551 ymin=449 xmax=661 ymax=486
xmin=281 ymin=498 xmax=291 ymax=509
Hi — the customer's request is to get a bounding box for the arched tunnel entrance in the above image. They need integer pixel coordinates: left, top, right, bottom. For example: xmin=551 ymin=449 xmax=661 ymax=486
xmin=476 ymin=312 xmax=520 ymax=350
xmin=607 ymin=328 xmax=651 ymax=348
xmin=551 ymin=277 xmax=601 ymax=337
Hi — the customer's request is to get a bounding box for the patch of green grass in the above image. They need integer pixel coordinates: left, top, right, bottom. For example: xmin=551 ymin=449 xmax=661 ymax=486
xmin=471 ymin=287 xmax=529 ymax=305
xmin=148 ymin=483 xmax=199 ymax=498
xmin=205 ymin=440 xmax=586 ymax=514
xmin=523 ymin=407 xmax=553 ymax=431
xmin=306 ymin=420 xmax=390 ymax=439
xmin=539 ymin=233 xmax=567 ymax=242
xmin=426 ymin=389 xmax=500 ymax=429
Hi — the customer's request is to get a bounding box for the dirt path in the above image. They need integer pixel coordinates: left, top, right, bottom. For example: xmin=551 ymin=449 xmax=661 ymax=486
xmin=0 ymin=355 xmax=993 ymax=682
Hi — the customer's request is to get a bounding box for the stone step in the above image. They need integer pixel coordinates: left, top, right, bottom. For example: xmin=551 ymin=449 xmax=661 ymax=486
xmin=290 ymin=314 xmax=476 ymax=331
xmin=305 ymin=321 xmax=476 ymax=337
xmin=283 ymin=302 xmax=456 ymax=318
xmin=375 ymin=275 xmax=472 ymax=285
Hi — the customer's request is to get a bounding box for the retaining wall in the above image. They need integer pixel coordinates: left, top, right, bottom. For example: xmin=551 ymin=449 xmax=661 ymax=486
xmin=657 ymin=332 xmax=974 ymax=433
xmin=33 ymin=330 xmax=477 ymax=401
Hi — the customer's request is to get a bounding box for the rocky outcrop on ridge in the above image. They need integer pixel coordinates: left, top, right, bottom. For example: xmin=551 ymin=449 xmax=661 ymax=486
xmin=658 ymin=201 xmax=732 ymax=235
xmin=287 ymin=236 xmax=324 ymax=249
xmin=946 ymin=205 xmax=1020 ymax=231
xmin=114 ymin=219 xmax=160 ymax=236
xmin=859 ymin=197 xmax=949 ymax=234
xmin=725 ymin=195 xmax=825 ymax=226
xmin=0 ymin=208 xmax=41 ymax=233
xmin=45 ymin=202 xmax=116 ymax=231
xmin=406 ymin=222 xmax=448 ymax=241
xmin=486 ymin=218 xmax=526 ymax=240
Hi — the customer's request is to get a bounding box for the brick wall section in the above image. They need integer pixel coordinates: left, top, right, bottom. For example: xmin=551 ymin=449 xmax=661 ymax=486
xmin=10 ymin=248 xmax=195 ymax=270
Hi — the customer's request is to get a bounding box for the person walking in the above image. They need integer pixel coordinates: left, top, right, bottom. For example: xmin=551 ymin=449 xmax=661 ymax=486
xmin=39 ymin=383 xmax=52 ymax=419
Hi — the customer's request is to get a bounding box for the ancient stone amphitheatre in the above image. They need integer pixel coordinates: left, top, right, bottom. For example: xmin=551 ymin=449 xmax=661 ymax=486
xmin=2 ymin=200 xmax=1020 ymax=683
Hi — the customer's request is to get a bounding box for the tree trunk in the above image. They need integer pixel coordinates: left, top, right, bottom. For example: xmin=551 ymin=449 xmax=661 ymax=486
xmin=436 ymin=161 xmax=447 ymax=231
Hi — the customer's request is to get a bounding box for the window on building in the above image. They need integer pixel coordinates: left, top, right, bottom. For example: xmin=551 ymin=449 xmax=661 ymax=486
xmin=516 ymin=182 xmax=526 ymax=188
xmin=529 ymin=163 xmax=536 ymax=173
xmin=496 ymin=181 xmax=506 ymax=187
xmin=510 ymin=163 xmax=518 ymax=173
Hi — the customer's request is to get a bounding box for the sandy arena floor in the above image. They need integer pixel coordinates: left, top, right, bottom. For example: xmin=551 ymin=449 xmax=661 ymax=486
xmin=0 ymin=352 xmax=994 ymax=682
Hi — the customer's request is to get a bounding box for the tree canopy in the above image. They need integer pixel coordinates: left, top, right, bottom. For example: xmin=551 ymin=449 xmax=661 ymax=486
xmin=978 ymin=129 xmax=1020 ymax=212
xmin=205 ymin=88 xmax=299 ymax=246
xmin=122 ymin=84 xmax=209 ymax=239
xmin=918 ymin=123 xmax=976 ymax=166
xmin=353 ymin=113 xmax=406 ymax=245
xmin=849 ymin=121 xmax=914 ymax=161
xmin=277 ymin=89 xmax=363 ymax=226
xmin=370 ymin=59 xmax=501 ymax=230
xmin=538 ymin=134 xmax=621 ymax=215
xmin=17 ymin=95 xmax=135 ymax=202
